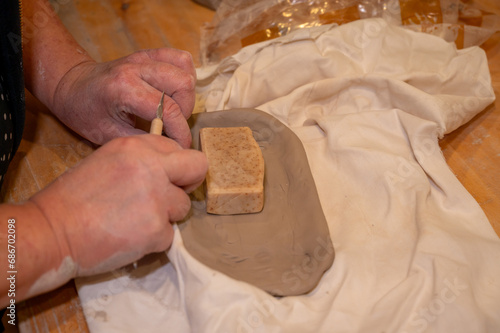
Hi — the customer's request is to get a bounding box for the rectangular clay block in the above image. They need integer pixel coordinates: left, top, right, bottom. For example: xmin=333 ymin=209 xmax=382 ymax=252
xmin=200 ymin=127 xmax=265 ymax=215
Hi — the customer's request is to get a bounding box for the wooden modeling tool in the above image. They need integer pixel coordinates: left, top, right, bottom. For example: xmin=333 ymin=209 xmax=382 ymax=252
xmin=150 ymin=91 xmax=165 ymax=135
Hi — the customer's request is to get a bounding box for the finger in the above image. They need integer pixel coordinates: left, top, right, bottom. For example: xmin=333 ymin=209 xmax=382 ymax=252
xmin=136 ymin=133 xmax=183 ymax=153
xmin=146 ymin=224 xmax=175 ymax=254
xmin=162 ymin=96 xmax=193 ymax=148
xmin=142 ymin=48 xmax=197 ymax=79
xmin=86 ymin=116 xmax=144 ymax=145
xmin=138 ymin=61 xmax=196 ymax=120
xmin=162 ymin=185 xmax=192 ymax=222
xmin=161 ymin=149 xmax=207 ymax=191
xmin=120 ymin=85 xmax=193 ymax=148
xmin=99 ymin=135 xmax=182 ymax=163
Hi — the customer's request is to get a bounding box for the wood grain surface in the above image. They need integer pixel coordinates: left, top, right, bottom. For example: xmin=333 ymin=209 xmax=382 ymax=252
xmin=3 ymin=0 xmax=499 ymax=332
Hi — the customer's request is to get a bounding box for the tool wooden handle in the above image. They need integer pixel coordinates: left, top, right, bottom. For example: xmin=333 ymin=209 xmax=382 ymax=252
xmin=150 ymin=118 xmax=163 ymax=135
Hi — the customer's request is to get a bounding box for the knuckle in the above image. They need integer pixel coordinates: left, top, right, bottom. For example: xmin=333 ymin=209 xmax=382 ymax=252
xmin=177 ymin=50 xmax=194 ymax=67
xmin=164 ymin=138 xmax=183 ymax=151
xmin=178 ymin=73 xmax=196 ymax=92
xmin=162 ymin=99 xmax=182 ymax=119
xmin=104 ymin=65 xmax=136 ymax=96
xmin=110 ymin=135 xmax=141 ymax=151
xmin=114 ymin=64 xmax=135 ymax=84
xmin=171 ymin=195 xmax=191 ymax=221
xmin=125 ymin=50 xmax=150 ymax=64
xmin=149 ymin=217 xmax=167 ymax=237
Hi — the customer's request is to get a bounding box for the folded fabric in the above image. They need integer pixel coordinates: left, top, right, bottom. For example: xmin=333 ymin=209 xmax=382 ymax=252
xmin=76 ymin=18 xmax=500 ymax=333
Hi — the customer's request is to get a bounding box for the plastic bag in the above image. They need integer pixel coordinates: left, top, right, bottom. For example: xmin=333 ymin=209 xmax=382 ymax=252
xmin=200 ymin=0 xmax=500 ymax=65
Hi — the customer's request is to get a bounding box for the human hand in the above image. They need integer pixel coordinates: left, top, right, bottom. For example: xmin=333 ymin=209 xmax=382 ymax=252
xmin=29 ymin=134 xmax=207 ymax=277
xmin=51 ymin=48 xmax=197 ymax=148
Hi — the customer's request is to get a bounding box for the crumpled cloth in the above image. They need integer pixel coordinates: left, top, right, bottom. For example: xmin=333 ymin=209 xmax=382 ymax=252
xmin=76 ymin=18 xmax=500 ymax=333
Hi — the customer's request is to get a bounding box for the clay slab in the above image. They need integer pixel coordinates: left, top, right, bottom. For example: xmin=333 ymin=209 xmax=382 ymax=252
xmin=179 ymin=109 xmax=334 ymax=296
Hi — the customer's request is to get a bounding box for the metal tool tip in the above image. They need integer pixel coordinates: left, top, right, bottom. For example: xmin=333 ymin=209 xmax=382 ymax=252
xmin=156 ymin=91 xmax=165 ymax=118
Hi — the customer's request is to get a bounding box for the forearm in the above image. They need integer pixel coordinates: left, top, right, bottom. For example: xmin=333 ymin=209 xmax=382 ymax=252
xmin=0 ymin=201 xmax=74 ymax=308
xmin=22 ymin=0 xmax=94 ymax=110
xmin=0 ymin=134 xmax=207 ymax=307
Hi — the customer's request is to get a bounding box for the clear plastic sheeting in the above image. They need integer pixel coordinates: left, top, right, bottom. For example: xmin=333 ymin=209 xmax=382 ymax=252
xmin=200 ymin=0 xmax=500 ymax=65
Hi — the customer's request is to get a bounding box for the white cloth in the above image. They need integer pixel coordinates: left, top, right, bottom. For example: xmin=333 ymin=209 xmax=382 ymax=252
xmin=76 ymin=18 xmax=500 ymax=333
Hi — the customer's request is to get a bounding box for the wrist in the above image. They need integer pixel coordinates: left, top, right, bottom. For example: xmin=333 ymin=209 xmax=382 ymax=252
xmin=26 ymin=196 xmax=74 ymax=261
xmin=0 ymin=201 xmax=77 ymax=302
xmin=25 ymin=198 xmax=78 ymax=277
xmin=23 ymin=199 xmax=78 ymax=298
xmin=51 ymin=59 xmax=96 ymax=114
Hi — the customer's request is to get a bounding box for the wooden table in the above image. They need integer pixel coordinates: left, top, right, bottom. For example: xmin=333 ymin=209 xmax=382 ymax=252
xmin=5 ymin=0 xmax=499 ymax=331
